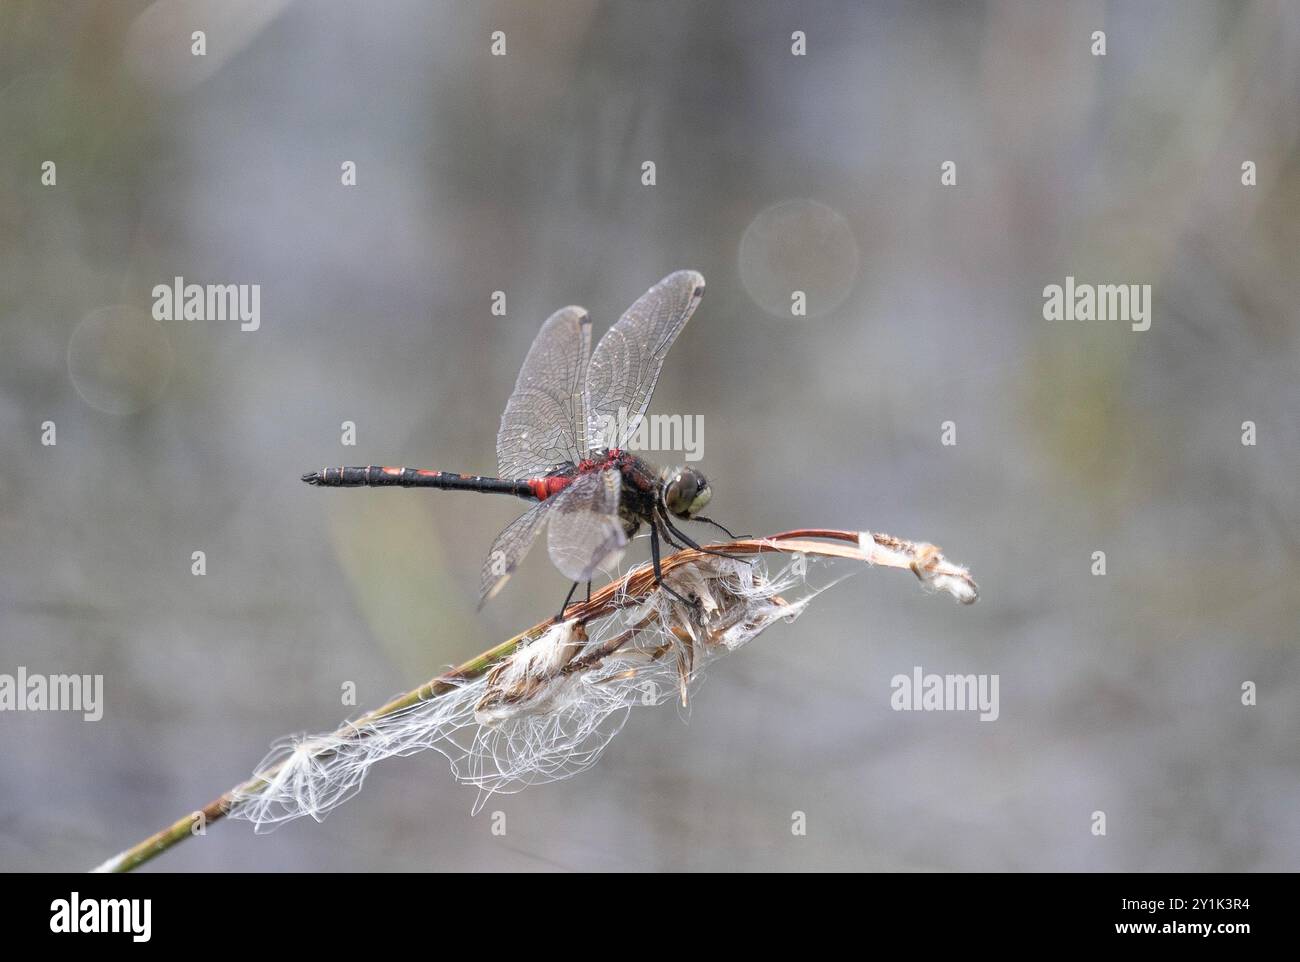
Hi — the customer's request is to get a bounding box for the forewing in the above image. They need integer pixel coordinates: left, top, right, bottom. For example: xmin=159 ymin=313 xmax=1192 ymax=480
xmin=497 ymin=306 xmax=592 ymax=480
xmin=478 ymin=500 xmax=552 ymax=607
xmin=585 ymin=270 xmax=704 ymax=452
xmin=546 ymin=468 xmax=628 ymax=583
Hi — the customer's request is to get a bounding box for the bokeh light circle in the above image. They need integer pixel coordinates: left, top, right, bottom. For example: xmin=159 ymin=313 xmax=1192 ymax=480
xmin=68 ymin=305 xmax=174 ymax=415
xmin=738 ymin=199 xmax=860 ymax=319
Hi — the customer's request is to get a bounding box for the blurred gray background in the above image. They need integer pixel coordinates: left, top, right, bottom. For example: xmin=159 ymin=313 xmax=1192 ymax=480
xmin=2 ymin=0 xmax=1297 ymax=871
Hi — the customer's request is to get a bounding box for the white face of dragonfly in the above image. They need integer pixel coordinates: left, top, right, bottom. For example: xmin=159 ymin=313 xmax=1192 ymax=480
xmin=661 ymin=466 xmax=712 ymax=519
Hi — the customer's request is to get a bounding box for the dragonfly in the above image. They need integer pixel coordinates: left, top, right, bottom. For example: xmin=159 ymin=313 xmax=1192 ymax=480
xmin=302 ymin=270 xmax=740 ymax=619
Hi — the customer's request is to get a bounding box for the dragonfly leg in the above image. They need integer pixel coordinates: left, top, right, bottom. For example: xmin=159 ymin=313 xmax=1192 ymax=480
xmin=693 ymin=515 xmax=748 ymax=540
xmin=659 ymin=512 xmax=754 ymax=566
xmin=585 ymin=580 xmax=592 ymax=604
xmin=658 ymin=523 xmax=687 ymax=550
xmin=554 ymin=580 xmax=581 ymax=623
xmin=650 ymin=521 xmax=700 ymax=612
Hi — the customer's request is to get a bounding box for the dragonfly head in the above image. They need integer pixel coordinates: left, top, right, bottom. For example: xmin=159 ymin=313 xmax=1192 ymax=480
xmin=661 ymin=466 xmax=712 ymax=519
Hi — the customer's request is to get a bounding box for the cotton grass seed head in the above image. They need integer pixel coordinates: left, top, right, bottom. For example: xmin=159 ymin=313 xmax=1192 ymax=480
xmin=227 ymin=530 xmax=977 ymax=830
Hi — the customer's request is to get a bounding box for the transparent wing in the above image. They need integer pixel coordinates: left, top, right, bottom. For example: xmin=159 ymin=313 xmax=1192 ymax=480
xmin=478 ymin=500 xmax=553 ymax=607
xmin=497 ymin=306 xmax=592 ymax=480
xmin=585 ymin=270 xmax=704 ymax=452
xmin=546 ymin=468 xmax=628 ymax=584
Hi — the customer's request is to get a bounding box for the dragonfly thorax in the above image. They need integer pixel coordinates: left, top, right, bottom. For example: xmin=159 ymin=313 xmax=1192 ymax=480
xmin=547 ymin=451 xmax=712 ymax=523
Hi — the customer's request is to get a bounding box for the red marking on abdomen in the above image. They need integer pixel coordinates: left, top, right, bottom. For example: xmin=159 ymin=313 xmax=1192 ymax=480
xmin=382 ymin=466 xmax=402 ymax=475
xmin=528 ymin=476 xmax=574 ymax=500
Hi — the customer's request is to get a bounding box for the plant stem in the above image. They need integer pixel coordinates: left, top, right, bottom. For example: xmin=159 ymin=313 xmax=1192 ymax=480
xmin=91 ymin=620 xmax=555 ymax=872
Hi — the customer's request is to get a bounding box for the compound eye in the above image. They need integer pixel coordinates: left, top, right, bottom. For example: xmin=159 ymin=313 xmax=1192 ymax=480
xmin=687 ymin=483 xmax=712 ymax=517
xmin=664 ymin=471 xmax=697 ymax=516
